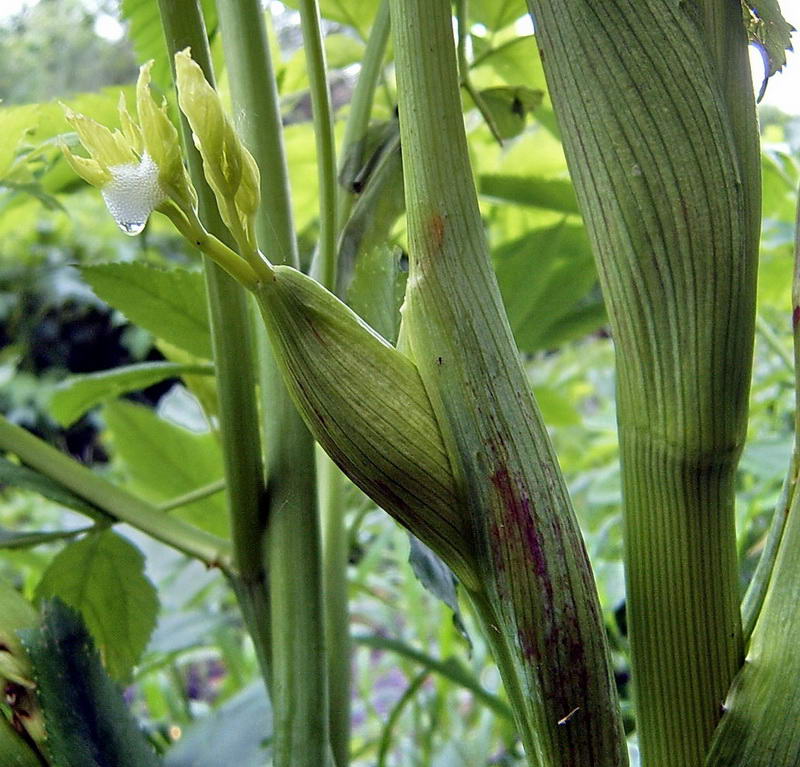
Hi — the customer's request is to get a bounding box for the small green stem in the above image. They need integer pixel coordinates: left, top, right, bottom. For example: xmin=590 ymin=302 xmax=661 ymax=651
xmin=157 ymin=478 xmax=226 ymax=511
xmin=376 ymin=670 xmax=429 ymax=767
xmin=215 ymin=2 xmax=332 ymax=766
xmin=335 ymin=0 xmax=390 ymax=232
xmin=295 ymin=2 xmax=351 ymax=763
xmin=299 ymin=0 xmax=338 ymax=288
xmin=455 ymin=0 xmax=503 ymax=145
xmin=0 ymin=415 xmax=232 ymax=570
xmin=160 ymin=201 xmax=263 ymax=288
xmin=158 ymin=0 xmax=273 ymax=690
xmin=318 ymin=451 xmax=350 ymax=767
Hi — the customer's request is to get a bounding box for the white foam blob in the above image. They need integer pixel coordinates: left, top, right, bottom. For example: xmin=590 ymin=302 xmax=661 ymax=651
xmin=101 ymin=153 xmax=166 ymax=236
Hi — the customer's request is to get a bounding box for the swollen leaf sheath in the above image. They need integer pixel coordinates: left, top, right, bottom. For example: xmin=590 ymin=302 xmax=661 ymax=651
xmin=254 ymin=266 xmax=478 ymax=589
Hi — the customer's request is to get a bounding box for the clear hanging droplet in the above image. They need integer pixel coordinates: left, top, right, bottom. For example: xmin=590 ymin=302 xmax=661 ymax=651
xmin=100 ymin=153 xmax=166 ymax=236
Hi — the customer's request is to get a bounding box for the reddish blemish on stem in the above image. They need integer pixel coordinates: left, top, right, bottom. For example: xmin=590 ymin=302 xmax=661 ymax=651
xmin=490 ymin=467 xmax=547 ymax=580
xmin=793 ymin=305 xmax=800 ymax=329
xmin=426 ymin=212 xmax=445 ymax=251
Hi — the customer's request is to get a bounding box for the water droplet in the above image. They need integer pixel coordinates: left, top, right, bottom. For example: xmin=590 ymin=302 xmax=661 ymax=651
xmin=118 ymin=220 xmax=147 ymax=236
xmin=101 ymin=153 xmax=166 ymax=236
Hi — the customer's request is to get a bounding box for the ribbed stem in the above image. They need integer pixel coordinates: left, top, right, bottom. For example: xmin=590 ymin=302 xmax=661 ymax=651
xmin=391 ymin=2 xmax=626 ymax=764
xmin=157 ymin=0 xmax=273 ymax=688
xmin=621 ymin=432 xmax=741 ymax=764
xmin=214 ymin=2 xmax=331 ymax=765
xmin=523 ymin=2 xmax=759 ymax=763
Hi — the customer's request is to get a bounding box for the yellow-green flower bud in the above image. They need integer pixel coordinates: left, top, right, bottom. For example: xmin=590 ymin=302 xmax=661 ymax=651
xmin=60 ymin=61 xmax=197 ymax=236
xmin=175 ymin=48 xmax=260 ymax=253
xmin=135 ymin=61 xmax=197 ymax=217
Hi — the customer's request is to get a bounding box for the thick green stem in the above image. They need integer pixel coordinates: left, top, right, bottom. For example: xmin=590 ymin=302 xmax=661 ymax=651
xmin=157 ymin=0 xmax=272 ymax=687
xmin=391 ymin=2 xmax=626 ymax=764
xmin=0 ymin=415 xmax=231 ymax=570
xmin=524 ymin=2 xmax=759 ymax=764
xmin=214 ymin=2 xmax=331 ymax=765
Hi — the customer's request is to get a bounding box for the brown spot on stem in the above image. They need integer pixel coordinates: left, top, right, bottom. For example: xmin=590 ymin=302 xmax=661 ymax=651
xmin=793 ymin=306 xmax=800 ymax=329
xmin=427 ymin=213 xmax=445 ymax=251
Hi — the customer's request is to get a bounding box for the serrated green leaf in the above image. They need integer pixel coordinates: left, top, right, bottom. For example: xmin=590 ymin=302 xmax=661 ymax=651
xmin=0 ymin=88 xmax=132 ymax=216
xmin=35 ymin=530 xmax=159 ymax=681
xmin=50 ymin=361 xmax=214 ymax=427
xmin=21 ymin=599 xmax=162 ymax=767
xmin=102 ymin=400 xmax=228 ymax=537
xmin=471 ymin=35 xmax=562 ymax=138
xmin=0 ymin=456 xmax=105 ymax=519
xmin=743 ymin=0 xmax=794 ymax=77
xmin=82 ymin=264 xmax=212 ymax=359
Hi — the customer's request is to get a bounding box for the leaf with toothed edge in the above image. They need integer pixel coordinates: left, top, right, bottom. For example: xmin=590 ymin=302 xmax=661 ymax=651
xmin=35 ymin=530 xmax=159 ymax=682
xmin=742 ymin=0 xmax=794 ymax=78
xmin=20 ymin=599 xmax=162 ymax=767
